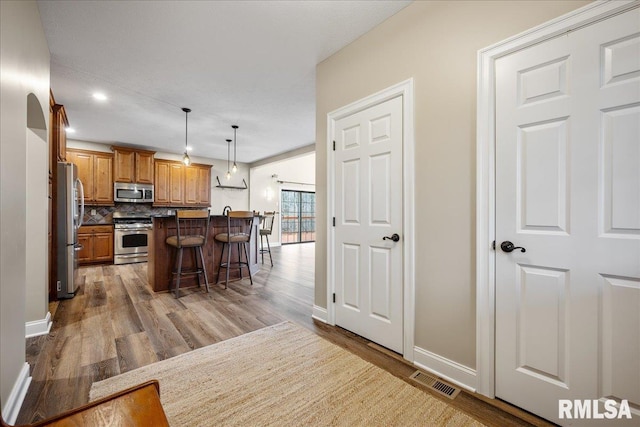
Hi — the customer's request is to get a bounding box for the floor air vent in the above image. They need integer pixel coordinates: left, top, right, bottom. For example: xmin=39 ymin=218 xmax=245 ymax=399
xmin=409 ymin=371 xmax=461 ymax=400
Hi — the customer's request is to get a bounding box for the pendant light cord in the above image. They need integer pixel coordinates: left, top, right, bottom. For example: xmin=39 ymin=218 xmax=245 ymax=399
xmin=227 ymin=139 xmax=231 ymax=179
xmin=181 ymin=107 xmax=191 ymax=165
xmin=233 ymin=125 xmax=238 ymax=168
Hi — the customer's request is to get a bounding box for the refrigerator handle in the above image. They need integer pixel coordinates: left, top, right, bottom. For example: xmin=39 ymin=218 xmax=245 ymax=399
xmin=76 ymin=178 xmax=85 ymax=228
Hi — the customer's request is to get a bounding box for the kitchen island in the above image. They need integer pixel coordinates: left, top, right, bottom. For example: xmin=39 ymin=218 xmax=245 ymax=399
xmin=148 ymin=214 xmax=260 ymax=292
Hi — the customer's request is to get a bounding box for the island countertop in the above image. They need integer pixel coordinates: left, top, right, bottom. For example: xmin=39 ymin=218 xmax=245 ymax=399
xmin=148 ymin=215 xmax=260 ymax=292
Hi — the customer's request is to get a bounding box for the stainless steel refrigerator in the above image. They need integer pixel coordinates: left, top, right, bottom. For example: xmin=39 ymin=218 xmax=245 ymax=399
xmin=57 ymin=162 xmax=85 ymax=299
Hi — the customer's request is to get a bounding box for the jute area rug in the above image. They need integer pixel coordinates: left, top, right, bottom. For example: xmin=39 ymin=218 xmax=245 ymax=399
xmin=90 ymin=322 xmax=484 ymax=426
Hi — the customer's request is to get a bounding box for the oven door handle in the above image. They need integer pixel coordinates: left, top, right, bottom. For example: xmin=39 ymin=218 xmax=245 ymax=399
xmin=116 ymin=253 xmax=148 ymax=259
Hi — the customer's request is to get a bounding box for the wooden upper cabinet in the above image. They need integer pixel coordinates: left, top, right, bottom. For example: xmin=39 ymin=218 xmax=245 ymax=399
xmin=154 ymin=160 xmax=171 ymax=205
xmin=169 ymin=163 xmax=184 ymax=205
xmin=135 ymin=151 xmax=154 ymax=184
xmin=66 ymin=148 xmax=113 ymax=205
xmin=113 ymin=148 xmax=135 ymax=183
xmin=153 ymin=160 xmax=211 ymax=207
xmin=113 ymin=147 xmax=155 ymax=184
xmin=196 ymin=165 xmax=211 ymax=206
xmin=67 ymin=150 xmax=94 ymax=202
xmin=184 ymin=166 xmax=199 ymax=205
xmin=94 ymin=153 xmax=114 ymax=203
xmin=51 ymin=103 xmax=68 ymax=162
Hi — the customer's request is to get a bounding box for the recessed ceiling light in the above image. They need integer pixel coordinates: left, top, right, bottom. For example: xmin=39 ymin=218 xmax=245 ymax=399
xmin=92 ymin=92 xmax=107 ymax=101
xmin=65 ymin=127 xmax=76 ymax=134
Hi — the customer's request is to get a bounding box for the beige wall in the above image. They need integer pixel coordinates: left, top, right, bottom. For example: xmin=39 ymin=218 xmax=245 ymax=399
xmin=316 ymin=0 xmax=590 ymax=370
xmin=0 ymin=0 xmax=50 ymax=411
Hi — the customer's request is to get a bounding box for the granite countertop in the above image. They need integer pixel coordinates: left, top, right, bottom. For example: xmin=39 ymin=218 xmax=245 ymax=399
xmin=151 ymin=214 xmax=237 ymax=219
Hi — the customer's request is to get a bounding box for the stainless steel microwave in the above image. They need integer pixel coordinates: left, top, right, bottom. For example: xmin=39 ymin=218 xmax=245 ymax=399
xmin=114 ymin=182 xmax=154 ymax=203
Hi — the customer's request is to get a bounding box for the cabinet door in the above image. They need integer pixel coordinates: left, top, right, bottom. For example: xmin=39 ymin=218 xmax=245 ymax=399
xmin=154 ymin=161 xmax=170 ymax=205
xmin=169 ymin=163 xmax=184 ymax=205
xmin=184 ymin=166 xmax=199 ymax=205
xmin=77 ymin=234 xmax=92 ymax=264
xmin=55 ymin=105 xmax=68 ymax=162
xmin=197 ymin=166 xmax=211 ymax=206
xmin=67 ymin=151 xmax=94 ymax=202
xmin=135 ymin=152 xmax=154 ymax=184
xmin=114 ymin=149 xmax=135 ymax=183
xmin=93 ymin=154 xmax=113 ymax=204
xmin=93 ymin=232 xmax=113 ymax=262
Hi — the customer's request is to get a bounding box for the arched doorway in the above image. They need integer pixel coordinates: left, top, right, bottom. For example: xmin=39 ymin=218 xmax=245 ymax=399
xmin=24 ymin=93 xmax=51 ymax=336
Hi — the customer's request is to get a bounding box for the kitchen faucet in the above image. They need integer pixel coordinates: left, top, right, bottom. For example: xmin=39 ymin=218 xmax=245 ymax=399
xmin=222 ymin=206 xmax=232 ymax=215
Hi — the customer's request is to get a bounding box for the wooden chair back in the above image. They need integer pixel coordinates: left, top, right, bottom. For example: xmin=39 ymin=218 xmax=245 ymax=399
xmin=175 ymin=209 xmax=210 ymax=247
xmin=225 ymin=210 xmax=255 ymax=241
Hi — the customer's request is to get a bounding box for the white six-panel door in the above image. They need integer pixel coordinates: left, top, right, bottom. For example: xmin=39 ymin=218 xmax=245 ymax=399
xmin=333 ymin=95 xmax=404 ymax=353
xmin=495 ymin=7 xmax=639 ymax=425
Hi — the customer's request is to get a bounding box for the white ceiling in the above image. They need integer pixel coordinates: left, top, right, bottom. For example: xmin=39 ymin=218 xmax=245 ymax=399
xmin=38 ymin=0 xmax=411 ymax=163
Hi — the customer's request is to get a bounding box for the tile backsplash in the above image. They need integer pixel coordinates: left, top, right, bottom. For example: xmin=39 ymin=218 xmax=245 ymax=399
xmin=82 ymin=204 xmax=173 ymax=224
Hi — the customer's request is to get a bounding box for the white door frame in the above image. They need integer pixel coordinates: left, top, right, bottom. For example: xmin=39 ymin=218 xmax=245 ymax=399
xmin=475 ymin=0 xmax=638 ymax=398
xmin=327 ymin=78 xmax=415 ymax=361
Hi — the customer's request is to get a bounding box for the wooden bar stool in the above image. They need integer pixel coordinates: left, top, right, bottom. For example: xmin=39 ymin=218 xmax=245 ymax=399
xmin=214 ymin=210 xmax=254 ymax=289
xmin=166 ymin=209 xmax=210 ymax=298
xmin=259 ymin=211 xmax=276 ymax=266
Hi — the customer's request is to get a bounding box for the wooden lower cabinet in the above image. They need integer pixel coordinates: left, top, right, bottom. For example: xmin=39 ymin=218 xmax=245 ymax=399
xmin=78 ymin=225 xmax=113 ymax=265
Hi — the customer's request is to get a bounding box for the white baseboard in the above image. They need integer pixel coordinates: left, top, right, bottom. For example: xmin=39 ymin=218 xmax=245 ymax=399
xmin=25 ymin=311 xmax=52 ymax=338
xmin=413 ymin=346 xmax=477 ymax=392
xmin=312 ymin=305 xmax=328 ymax=323
xmin=3 ymin=363 xmax=31 ymax=425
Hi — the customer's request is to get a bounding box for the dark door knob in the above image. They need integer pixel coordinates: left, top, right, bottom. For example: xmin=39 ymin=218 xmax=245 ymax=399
xmin=501 ymin=241 xmax=526 ymax=253
xmin=383 ymin=233 xmax=400 ymax=242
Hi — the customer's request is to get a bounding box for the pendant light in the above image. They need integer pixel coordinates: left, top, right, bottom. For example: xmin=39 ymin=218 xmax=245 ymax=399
xmin=232 ymin=125 xmax=238 ymax=173
xmin=182 ymin=107 xmax=191 ymax=165
xmin=225 ymin=139 xmax=232 ymax=180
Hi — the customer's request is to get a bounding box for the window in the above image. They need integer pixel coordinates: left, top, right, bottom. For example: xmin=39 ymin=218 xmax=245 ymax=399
xmin=281 ymin=190 xmax=315 ymax=244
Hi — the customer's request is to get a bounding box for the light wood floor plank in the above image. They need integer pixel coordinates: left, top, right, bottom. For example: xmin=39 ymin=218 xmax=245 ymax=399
xmin=79 ymin=312 xmax=117 ymax=367
xmin=115 ymin=332 xmax=159 ymax=374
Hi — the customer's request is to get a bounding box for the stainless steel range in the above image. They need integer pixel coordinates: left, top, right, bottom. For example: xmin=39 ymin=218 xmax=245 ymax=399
xmin=113 ymin=212 xmax=152 ymax=265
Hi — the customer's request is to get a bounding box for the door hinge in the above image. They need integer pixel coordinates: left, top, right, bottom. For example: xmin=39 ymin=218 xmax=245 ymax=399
xmin=333 ymin=217 xmax=335 ymax=226
xmin=492 ymin=240 xmax=496 ymax=250
xmin=333 ymin=293 xmax=336 ymax=303
xmin=333 ymin=140 xmax=336 ymax=151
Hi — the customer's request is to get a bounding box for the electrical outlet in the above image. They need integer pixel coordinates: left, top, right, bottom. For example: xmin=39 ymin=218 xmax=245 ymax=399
xmin=91 ymin=209 xmax=97 ymax=216
xmin=57 ymin=281 xmax=61 ymax=292
xmin=167 ymin=209 xmax=173 ymax=215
